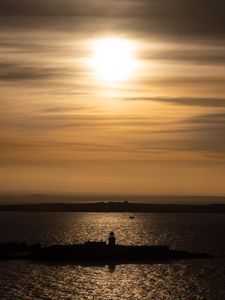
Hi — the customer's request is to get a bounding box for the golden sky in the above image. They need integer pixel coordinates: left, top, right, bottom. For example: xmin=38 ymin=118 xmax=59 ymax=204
xmin=0 ymin=1 xmax=225 ymax=196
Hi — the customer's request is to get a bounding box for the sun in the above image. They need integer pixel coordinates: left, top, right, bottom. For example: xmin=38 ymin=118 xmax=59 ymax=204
xmin=90 ymin=38 xmax=135 ymax=82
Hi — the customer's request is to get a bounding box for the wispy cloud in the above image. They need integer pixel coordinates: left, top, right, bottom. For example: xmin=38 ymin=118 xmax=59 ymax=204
xmin=144 ymin=113 xmax=225 ymax=154
xmin=0 ymin=62 xmax=60 ymax=81
xmin=141 ymin=47 xmax=225 ymax=65
xmin=0 ymin=0 xmax=224 ymax=40
xmin=177 ymin=112 xmax=225 ymax=154
xmin=0 ymin=108 xmax=224 ymax=167
xmin=124 ymin=96 xmax=225 ymax=108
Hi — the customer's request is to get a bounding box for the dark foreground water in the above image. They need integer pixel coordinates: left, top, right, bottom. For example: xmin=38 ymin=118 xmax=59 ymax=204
xmin=0 ymin=212 xmax=224 ymax=299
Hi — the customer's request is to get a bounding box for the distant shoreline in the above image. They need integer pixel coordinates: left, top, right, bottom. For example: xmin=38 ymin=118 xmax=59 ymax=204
xmin=0 ymin=201 xmax=225 ymax=213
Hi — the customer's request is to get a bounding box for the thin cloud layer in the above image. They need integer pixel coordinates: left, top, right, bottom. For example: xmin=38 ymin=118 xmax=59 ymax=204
xmin=0 ymin=0 xmax=225 ymax=39
xmin=124 ymin=97 xmax=225 ymax=108
xmin=0 ymin=62 xmax=59 ymax=81
xmin=0 ymin=0 xmax=225 ymax=195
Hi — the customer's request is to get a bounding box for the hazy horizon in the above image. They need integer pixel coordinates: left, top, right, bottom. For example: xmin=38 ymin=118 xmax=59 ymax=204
xmin=0 ymin=194 xmax=225 ymax=206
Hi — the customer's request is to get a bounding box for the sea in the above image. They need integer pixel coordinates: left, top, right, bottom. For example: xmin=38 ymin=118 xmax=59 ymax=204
xmin=0 ymin=212 xmax=224 ymax=300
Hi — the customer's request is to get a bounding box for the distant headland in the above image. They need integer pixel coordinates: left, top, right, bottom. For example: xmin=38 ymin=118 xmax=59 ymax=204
xmin=0 ymin=195 xmax=225 ymax=213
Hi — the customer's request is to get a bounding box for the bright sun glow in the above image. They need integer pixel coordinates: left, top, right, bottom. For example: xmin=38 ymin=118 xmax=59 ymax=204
xmin=90 ymin=38 xmax=135 ymax=82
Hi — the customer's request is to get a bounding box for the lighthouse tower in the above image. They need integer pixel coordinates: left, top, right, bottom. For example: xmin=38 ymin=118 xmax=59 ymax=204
xmin=108 ymin=232 xmax=116 ymax=245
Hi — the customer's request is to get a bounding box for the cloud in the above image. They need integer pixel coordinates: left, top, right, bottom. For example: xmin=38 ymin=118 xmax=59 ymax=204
xmin=183 ymin=113 xmax=225 ymax=153
xmin=40 ymin=105 xmax=87 ymax=114
xmin=0 ymin=0 xmax=224 ymax=40
xmin=0 ymin=62 xmax=60 ymax=82
xmin=150 ymin=113 xmax=225 ymax=154
xmin=124 ymin=96 xmax=225 ymax=108
xmin=189 ymin=112 xmax=225 ymax=125
xmin=142 ymin=47 xmax=225 ymax=65
xmin=0 ymin=107 xmax=225 ymax=166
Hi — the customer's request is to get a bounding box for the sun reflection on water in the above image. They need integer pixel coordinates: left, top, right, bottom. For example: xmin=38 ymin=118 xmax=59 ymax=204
xmin=0 ymin=213 xmax=225 ymax=299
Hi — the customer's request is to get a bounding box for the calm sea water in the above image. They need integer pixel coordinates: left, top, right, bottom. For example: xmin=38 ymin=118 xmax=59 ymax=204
xmin=0 ymin=212 xmax=224 ymax=300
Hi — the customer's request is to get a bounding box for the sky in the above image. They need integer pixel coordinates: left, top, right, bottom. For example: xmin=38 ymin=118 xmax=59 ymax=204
xmin=0 ymin=0 xmax=225 ymax=197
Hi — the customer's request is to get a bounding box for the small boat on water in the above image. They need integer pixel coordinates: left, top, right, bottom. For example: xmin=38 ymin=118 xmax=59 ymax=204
xmin=129 ymin=216 xmax=135 ymax=219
